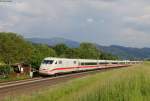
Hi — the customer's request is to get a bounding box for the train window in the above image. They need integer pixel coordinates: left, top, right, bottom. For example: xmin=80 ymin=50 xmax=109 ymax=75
xmin=81 ymin=63 xmax=84 ymax=65
xmin=81 ymin=62 xmax=97 ymax=65
xmin=112 ymin=62 xmax=118 ymax=64
xmin=55 ymin=61 xmax=57 ymax=64
xmin=42 ymin=60 xmax=54 ymax=64
xmin=74 ymin=61 xmax=76 ymax=64
xmin=87 ymin=63 xmax=97 ymax=65
xmin=99 ymin=62 xmax=108 ymax=64
xmin=59 ymin=61 xmax=62 ymax=64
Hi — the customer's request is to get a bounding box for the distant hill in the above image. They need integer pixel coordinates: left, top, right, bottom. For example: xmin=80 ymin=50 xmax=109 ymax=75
xmin=27 ymin=37 xmax=80 ymax=48
xmin=96 ymin=45 xmax=150 ymax=60
xmin=27 ymin=37 xmax=150 ymax=59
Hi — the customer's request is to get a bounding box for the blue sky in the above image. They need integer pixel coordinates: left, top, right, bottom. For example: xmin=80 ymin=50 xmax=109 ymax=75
xmin=0 ymin=0 xmax=150 ymax=48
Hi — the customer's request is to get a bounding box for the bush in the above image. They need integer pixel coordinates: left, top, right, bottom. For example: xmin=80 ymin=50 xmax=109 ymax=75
xmin=0 ymin=65 xmax=13 ymax=76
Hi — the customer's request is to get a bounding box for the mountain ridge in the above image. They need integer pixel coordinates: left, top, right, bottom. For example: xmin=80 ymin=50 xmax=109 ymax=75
xmin=96 ymin=44 xmax=150 ymax=59
xmin=27 ymin=37 xmax=150 ymax=59
xmin=27 ymin=37 xmax=80 ymax=48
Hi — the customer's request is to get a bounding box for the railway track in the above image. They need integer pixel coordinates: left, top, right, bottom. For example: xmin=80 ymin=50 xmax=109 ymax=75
xmin=0 ymin=64 xmax=129 ymax=100
xmin=0 ymin=77 xmax=43 ymax=87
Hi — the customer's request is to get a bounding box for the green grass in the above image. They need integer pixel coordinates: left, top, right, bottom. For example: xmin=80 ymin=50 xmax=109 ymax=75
xmin=0 ymin=74 xmax=30 ymax=83
xmin=5 ymin=62 xmax=150 ymax=101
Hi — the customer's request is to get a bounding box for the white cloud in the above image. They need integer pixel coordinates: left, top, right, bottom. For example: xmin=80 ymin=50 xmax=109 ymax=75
xmin=0 ymin=0 xmax=150 ymax=47
xmin=118 ymin=28 xmax=150 ymax=47
xmin=14 ymin=2 xmax=30 ymax=13
xmin=86 ymin=18 xmax=94 ymax=23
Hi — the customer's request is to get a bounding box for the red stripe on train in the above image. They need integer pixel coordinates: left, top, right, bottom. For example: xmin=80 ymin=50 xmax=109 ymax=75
xmin=50 ymin=65 xmax=99 ymax=72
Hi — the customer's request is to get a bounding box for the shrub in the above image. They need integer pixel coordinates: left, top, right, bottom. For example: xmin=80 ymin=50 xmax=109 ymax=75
xmin=0 ymin=65 xmax=13 ymax=76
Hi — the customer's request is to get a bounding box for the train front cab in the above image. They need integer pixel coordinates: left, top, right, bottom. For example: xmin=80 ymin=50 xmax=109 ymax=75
xmin=39 ymin=59 xmax=57 ymax=75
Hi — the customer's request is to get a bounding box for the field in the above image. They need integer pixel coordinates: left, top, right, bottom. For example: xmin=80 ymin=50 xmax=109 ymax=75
xmin=5 ymin=62 xmax=150 ymax=101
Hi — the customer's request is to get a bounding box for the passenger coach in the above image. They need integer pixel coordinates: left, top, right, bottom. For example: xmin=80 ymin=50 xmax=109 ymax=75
xmin=39 ymin=57 xmax=140 ymax=75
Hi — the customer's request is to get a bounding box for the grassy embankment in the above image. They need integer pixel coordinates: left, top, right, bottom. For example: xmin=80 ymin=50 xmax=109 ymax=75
xmin=5 ymin=62 xmax=150 ymax=101
xmin=0 ymin=74 xmax=30 ymax=83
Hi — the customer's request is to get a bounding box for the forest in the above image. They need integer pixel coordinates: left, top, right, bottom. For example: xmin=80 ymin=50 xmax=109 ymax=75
xmin=0 ymin=32 xmax=118 ymax=76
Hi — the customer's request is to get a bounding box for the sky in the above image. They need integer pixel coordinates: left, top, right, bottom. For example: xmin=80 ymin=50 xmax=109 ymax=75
xmin=0 ymin=0 xmax=150 ymax=48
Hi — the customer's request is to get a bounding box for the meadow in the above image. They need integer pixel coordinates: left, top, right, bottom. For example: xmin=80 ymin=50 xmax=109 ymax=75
xmin=5 ymin=62 xmax=150 ymax=101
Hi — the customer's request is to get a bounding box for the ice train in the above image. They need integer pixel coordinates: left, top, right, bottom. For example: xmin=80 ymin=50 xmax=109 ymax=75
xmin=39 ymin=57 xmax=141 ymax=75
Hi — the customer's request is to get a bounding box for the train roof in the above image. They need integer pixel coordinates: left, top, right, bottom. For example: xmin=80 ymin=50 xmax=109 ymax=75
xmin=43 ymin=57 xmax=132 ymax=62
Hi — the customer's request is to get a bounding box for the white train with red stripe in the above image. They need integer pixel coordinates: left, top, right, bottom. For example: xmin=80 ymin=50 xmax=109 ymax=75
xmin=39 ymin=57 xmax=141 ymax=75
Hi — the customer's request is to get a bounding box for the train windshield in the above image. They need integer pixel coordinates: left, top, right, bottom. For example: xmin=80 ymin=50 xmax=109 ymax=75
xmin=42 ymin=60 xmax=54 ymax=64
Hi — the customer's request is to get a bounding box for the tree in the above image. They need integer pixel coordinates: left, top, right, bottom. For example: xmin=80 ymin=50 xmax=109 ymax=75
xmin=77 ymin=43 xmax=101 ymax=59
xmin=0 ymin=55 xmax=3 ymax=63
xmin=63 ymin=48 xmax=79 ymax=58
xmin=53 ymin=44 xmax=68 ymax=57
xmin=0 ymin=32 xmax=33 ymax=65
xmin=100 ymin=52 xmax=119 ymax=60
xmin=30 ymin=44 xmax=56 ymax=69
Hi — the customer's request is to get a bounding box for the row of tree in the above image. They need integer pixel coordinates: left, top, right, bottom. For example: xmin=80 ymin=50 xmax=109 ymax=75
xmin=0 ymin=32 xmax=118 ymax=69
